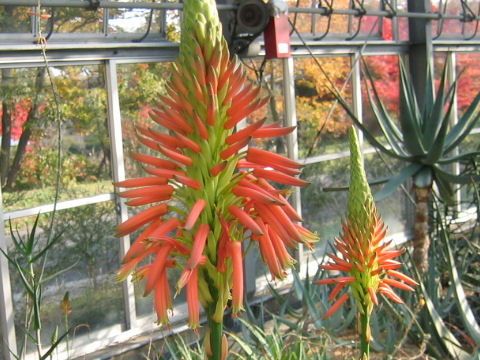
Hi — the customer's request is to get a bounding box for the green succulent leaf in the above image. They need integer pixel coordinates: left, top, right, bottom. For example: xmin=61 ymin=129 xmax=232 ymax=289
xmin=399 ymin=60 xmax=425 ymax=156
xmin=332 ymin=87 xmax=411 ymax=161
xmin=374 ymin=162 xmax=422 ymax=201
xmin=444 ymin=90 xmax=480 ymax=153
xmin=443 ymin=227 xmax=480 ymax=345
xmin=437 ymin=150 xmax=480 ymax=164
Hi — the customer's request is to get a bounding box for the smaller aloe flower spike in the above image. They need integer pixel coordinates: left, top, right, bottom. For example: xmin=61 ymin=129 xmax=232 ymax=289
xmin=316 ymin=127 xmax=418 ymax=359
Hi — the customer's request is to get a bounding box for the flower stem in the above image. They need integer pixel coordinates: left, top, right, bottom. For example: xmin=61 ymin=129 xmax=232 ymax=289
xmin=207 ymin=306 xmax=223 ymax=360
xmin=360 ymin=311 xmax=370 ymax=360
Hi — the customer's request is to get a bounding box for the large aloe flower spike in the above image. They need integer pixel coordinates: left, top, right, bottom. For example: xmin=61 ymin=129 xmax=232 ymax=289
xmin=115 ymin=1 xmax=318 ymax=359
xmin=316 ymin=127 xmax=418 ymax=359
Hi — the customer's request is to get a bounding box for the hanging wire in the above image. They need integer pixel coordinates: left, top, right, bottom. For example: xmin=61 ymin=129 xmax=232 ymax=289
xmin=287 ymin=15 xmax=381 ymax=157
xmin=346 ymin=0 xmax=367 ymax=40
xmin=461 ymin=0 xmax=480 ymax=40
xmin=133 ymin=7 xmax=155 ymax=42
xmin=433 ymin=0 xmax=447 ymax=40
xmin=380 ymin=0 xmax=396 ymax=18
xmin=313 ymin=0 xmax=333 ymax=40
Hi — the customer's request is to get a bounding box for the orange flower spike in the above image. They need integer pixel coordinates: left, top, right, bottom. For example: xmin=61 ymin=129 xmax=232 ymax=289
xmin=247 ymin=147 xmax=304 ymax=170
xmin=253 ymin=168 xmax=309 ymax=187
xmin=144 ymin=243 xmax=173 ymax=296
xmin=184 ymin=199 xmax=207 ymax=230
xmin=115 ymin=177 xmax=168 ymax=188
xmin=192 ymin=113 xmax=209 ymax=139
xmin=382 ymin=278 xmax=415 ymax=292
xmin=116 ymin=203 xmax=168 ymax=237
xmin=268 ymin=226 xmax=295 ymax=269
xmin=210 ymin=161 xmax=227 ymax=177
xmin=324 ymin=293 xmax=350 ymax=319
xmin=148 ymin=217 xmax=181 ymax=240
xmin=225 ymin=119 xmax=265 ymax=145
xmin=158 ymin=146 xmax=193 ymax=167
xmin=387 ymin=270 xmax=419 ymax=286
xmin=232 ymin=186 xmax=284 ymax=205
xmin=122 ymin=219 xmax=163 ymax=262
xmin=316 ymin=128 xmax=417 ymax=358
xmin=154 ymin=271 xmax=171 ymax=325
xmin=186 ymin=224 xmax=210 ymax=270
xmin=130 ymin=152 xmax=179 ymax=169
xmin=252 ymin=125 xmax=296 ymax=139
xmin=229 ymin=205 xmax=264 ymax=235
xmin=187 ymin=267 xmax=201 ymax=330
xmin=329 ymin=282 xmax=348 ymax=302
xmin=220 ymin=137 xmax=251 ymax=160
xmin=175 ymin=132 xmax=202 ymax=153
xmin=118 ymin=185 xmax=174 ymax=199
xmin=229 ymin=241 xmax=244 ymax=314
xmin=136 ymin=126 xmax=179 ymax=148
xmin=368 ymin=286 xmax=379 ymax=306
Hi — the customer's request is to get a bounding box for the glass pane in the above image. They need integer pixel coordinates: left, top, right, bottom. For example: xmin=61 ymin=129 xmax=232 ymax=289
xmin=1 ymin=65 xmax=112 ymax=213
xmin=0 ymin=6 xmax=31 ymax=33
xmin=248 ymin=58 xmax=291 ymax=155
xmin=301 ymin=158 xmax=349 ymax=253
xmin=362 ymin=55 xmax=400 ymax=138
xmin=295 ymin=56 xmax=353 ymax=158
xmin=108 ymin=7 xmax=177 ymax=36
xmin=7 ymin=203 xmax=123 ymax=355
xmin=431 ymin=0 xmax=480 ymax=38
xmin=364 ymin=153 xmax=411 ymax=236
xmin=118 ymin=62 xmax=172 ymax=179
xmin=457 ymin=53 xmax=480 ymax=115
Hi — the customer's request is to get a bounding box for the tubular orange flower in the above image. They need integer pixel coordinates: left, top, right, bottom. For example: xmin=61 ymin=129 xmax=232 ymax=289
xmin=115 ymin=1 xmax=318 ymax=358
xmin=316 ymin=128 xmax=417 ymax=359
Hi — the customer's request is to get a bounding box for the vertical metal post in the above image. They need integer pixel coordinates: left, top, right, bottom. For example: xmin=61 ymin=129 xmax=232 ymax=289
xmin=351 ymin=52 xmax=363 ymax=144
xmin=0 ymin=190 xmax=17 ymax=360
xmin=446 ymin=52 xmax=462 ymax=212
xmin=105 ymin=60 xmax=137 ymax=330
xmin=408 ymin=0 xmax=433 ymax=109
xmin=282 ymin=56 xmax=304 ymax=265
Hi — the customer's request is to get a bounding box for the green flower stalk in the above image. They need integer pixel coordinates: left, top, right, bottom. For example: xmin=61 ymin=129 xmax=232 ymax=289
xmin=316 ymin=127 xmax=418 ymax=359
xmin=115 ymin=1 xmax=319 ymax=359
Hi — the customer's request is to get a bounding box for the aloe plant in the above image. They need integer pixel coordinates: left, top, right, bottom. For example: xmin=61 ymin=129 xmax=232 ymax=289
xmin=115 ymin=0 xmax=318 ymax=359
xmin=334 ymin=57 xmax=480 ymax=274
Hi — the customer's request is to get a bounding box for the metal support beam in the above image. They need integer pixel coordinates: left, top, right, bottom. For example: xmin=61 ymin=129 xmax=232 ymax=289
xmin=105 ymin=60 xmax=137 ymax=330
xmin=282 ymin=56 xmax=304 ymax=265
xmin=408 ymin=0 xmax=433 ymax=109
xmin=0 ymin=190 xmax=17 ymax=360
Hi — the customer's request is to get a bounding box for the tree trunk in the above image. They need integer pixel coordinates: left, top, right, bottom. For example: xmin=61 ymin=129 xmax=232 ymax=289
xmin=4 ymin=68 xmax=46 ymax=191
xmin=1 ymin=98 xmax=12 ymax=187
xmin=413 ymin=185 xmax=431 ymax=275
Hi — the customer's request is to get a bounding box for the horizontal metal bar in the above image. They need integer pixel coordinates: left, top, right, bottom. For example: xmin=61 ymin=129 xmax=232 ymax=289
xmin=0 ymin=0 xmax=235 ymax=10
xmin=0 ymin=1 xmax=478 ymax=22
xmin=3 ymin=193 xmax=114 ymax=221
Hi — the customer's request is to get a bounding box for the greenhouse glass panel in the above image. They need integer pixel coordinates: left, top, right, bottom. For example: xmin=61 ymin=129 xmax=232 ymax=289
xmin=397 ymin=0 xmax=409 ymax=41
xmin=431 ymin=0 xmax=480 ymax=38
xmin=7 ymin=204 xmax=123 ymax=357
xmin=300 ymin=158 xmax=349 ymax=249
xmin=0 ymin=6 xmax=31 ymax=33
xmin=362 ymin=55 xmax=400 ymax=137
xmin=295 ymin=56 xmax=353 ymax=158
xmin=40 ymin=7 xmax=104 ymax=35
xmin=118 ymin=62 xmax=173 ymax=179
xmin=1 ymin=65 xmax=111 ymax=213
xmin=364 ymin=152 xmax=411 ymax=236
xmin=456 ymin=53 xmax=480 ymax=115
